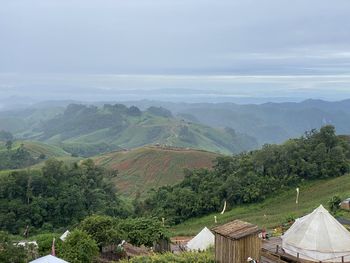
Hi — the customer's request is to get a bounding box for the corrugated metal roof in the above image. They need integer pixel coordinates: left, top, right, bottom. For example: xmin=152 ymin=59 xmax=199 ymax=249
xmin=211 ymin=220 xmax=260 ymax=240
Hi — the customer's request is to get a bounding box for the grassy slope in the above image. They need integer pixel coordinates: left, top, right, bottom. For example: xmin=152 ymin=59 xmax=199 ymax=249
xmin=0 ymin=140 xmax=69 ymax=158
xmin=48 ymin=113 xmax=256 ymax=155
xmin=94 ymin=146 xmax=220 ymax=197
xmin=171 ymin=174 xmax=350 ymax=236
xmin=0 ymin=140 xmax=79 ymax=171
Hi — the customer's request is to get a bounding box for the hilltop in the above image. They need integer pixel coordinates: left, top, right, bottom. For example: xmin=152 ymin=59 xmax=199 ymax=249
xmin=125 ymin=99 xmax=350 ymax=145
xmin=23 ymin=104 xmax=257 ymax=156
xmin=94 ymin=146 xmax=220 ymax=196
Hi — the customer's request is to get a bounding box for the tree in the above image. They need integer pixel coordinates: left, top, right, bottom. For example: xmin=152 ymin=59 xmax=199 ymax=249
xmin=79 ymin=215 xmax=124 ymax=250
xmin=119 ymin=217 xmax=169 ymax=247
xmin=60 ymin=230 xmax=99 ymax=263
xmin=0 ymin=231 xmax=27 ymax=263
xmin=5 ymin=140 xmax=12 ymax=151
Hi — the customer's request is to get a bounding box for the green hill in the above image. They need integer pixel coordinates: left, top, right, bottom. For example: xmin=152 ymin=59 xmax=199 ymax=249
xmin=32 ymin=104 xmax=257 ymax=156
xmin=0 ymin=140 xmax=70 ymax=170
xmin=0 ymin=140 xmax=69 ymax=158
xmin=94 ymin=146 xmax=220 ymax=196
xmin=171 ymin=174 xmax=350 ymax=236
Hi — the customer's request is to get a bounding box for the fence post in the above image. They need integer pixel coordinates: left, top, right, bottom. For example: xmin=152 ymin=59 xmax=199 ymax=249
xmin=342 ymin=256 xmax=345 ymax=263
xmin=276 ymin=245 xmax=279 ymax=253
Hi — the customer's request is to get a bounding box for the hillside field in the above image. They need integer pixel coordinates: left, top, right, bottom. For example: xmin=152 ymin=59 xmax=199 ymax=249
xmin=171 ymin=174 xmax=350 ymax=236
xmin=94 ymin=146 xmax=220 ymax=196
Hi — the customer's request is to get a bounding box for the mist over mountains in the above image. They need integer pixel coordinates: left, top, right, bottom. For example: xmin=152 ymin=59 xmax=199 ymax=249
xmin=1 ymin=98 xmax=350 ymax=150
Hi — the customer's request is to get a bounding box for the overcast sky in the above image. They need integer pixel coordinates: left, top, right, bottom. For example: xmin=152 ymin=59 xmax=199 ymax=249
xmin=1 ymin=0 xmax=350 ymax=102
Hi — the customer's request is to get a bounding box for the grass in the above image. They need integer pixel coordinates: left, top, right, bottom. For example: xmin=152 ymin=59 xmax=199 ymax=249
xmin=94 ymin=146 xmax=219 ymax=197
xmin=0 ymin=140 xmax=69 ymax=158
xmin=170 ymin=174 xmax=350 ymax=236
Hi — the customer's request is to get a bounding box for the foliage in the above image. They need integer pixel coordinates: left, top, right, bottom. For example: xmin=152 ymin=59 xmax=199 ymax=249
xmin=34 ymin=103 xmax=257 ymax=155
xmin=172 ymin=173 xmax=350 ymax=236
xmin=32 ymin=233 xmax=62 ymax=256
xmin=0 ymin=231 xmax=28 ymax=263
xmin=328 ymin=195 xmax=342 ymax=214
xmin=79 ymin=215 xmax=124 ymax=249
xmin=0 ymin=143 xmax=37 ymax=169
xmin=140 ymin=126 xmax=350 ymax=223
xmin=118 ymin=217 xmax=169 ymax=247
xmin=60 ymin=229 xmax=99 ymax=263
xmin=0 ymin=159 xmax=128 ymax=234
xmin=119 ymin=251 xmax=214 ymax=263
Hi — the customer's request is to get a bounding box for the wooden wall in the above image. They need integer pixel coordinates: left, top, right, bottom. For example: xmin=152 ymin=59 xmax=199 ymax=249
xmin=215 ymin=233 xmax=261 ymax=263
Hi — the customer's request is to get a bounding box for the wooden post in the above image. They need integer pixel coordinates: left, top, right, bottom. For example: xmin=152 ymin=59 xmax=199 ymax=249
xmin=276 ymin=245 xmax=279 ymax=253
xmin=297 ymin=253 xmax=299 ymax=262
xmin=342 ymin=256 xmax=345 ymax=263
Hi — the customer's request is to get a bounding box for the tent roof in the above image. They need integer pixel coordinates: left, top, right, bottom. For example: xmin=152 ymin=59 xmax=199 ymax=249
xmin=60 ymin=230 xmax=70 ymax=241
xmin=212 ymin=220 xmax=260 ymax=240
xmin=282 ymin=205 xmax=350 ymax=262
xmin=186 ymin=227 xmax=214 ymax=251
xmin=29 ymin=255 xmax=69 ymax=263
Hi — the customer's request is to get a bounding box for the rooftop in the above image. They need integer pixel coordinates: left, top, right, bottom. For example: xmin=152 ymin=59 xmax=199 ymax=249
xmin=212 ymin=220 xmax=260 ymax=240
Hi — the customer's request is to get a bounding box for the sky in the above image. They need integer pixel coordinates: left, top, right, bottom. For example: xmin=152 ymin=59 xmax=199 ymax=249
xmin=1 ymin=0 xmax=350 ymax=102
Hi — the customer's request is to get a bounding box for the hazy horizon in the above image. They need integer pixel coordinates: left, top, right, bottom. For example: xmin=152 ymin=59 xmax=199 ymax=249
xmin=1 ymin=0 xmax=350 ymax=102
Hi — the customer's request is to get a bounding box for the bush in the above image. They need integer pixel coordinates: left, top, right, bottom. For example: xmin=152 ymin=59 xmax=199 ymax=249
xmin=328 ymin=195 xmax=341 ymax=214
xmin=60 ymin=230 xmax=99 ymax=263
xmin=119 ymin=251 xmax=214 ymax=263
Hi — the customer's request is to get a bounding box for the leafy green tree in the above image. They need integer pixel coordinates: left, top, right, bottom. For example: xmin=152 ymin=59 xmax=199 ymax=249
xmin=0 ymin=231 xmax=27 ymax=263
xmin=79 ymin=215 xmax=124 ymax=250
xmin=119 ymin=218 xmax=169 ymax=247
xmin=0 ymin=158 xmax=128 ymax=234
xmin=141 ymin=126 xmax=350 ymax=223
xmin=60 ymin=230 xmax=99 ymax=263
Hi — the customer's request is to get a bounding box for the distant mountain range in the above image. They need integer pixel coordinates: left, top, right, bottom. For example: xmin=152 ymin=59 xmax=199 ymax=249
xmin=0 ymin=103 xmax=257 ymax=156
xmin=120 ymin=99 xmax=350 ymax=145
xmin=1 ymin=99 xmax=350 ymax=151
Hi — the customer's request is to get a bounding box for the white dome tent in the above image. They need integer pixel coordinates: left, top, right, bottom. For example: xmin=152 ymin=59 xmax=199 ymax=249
xmin=186 ymin=227 xmax=214 ymax=251
xmin=29 ymin=255 xmax=69 ymax=263
xmin=282 ymin=205 xmax=350 ymax=262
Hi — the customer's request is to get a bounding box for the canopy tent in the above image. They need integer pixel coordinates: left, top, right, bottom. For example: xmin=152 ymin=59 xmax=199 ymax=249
xmin=60 ymin=230 xmax=70 ymax=241
xmin=282 ymin=205 xmax=350 ymax=262
xmin=186 ymin=227 xmax=214 ymax=251
xmin=30 ymin=255 xmax=69 ymax=263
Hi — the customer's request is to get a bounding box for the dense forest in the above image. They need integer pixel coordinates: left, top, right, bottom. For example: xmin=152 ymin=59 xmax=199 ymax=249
xmin=138 ymin=126 xmax=350 ymax=223
xmin=0 ymin=159 xmax=127 ymax=234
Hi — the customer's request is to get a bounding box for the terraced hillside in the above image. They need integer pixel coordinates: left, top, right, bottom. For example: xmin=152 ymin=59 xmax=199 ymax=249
xmin=94 ymin=146 xmax=220 ymax=196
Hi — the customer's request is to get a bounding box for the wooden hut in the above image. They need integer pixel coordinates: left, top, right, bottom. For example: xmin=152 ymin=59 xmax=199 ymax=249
xmin=340 ymin=198 xmax=350 ymax=211
xmin=212 ymin=220 xmax=261 ymax=263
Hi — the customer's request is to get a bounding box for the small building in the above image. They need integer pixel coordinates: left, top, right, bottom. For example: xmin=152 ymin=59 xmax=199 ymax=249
xmin=340 ymin=198 xmax=350 ymax=211
xmin=212 ymin=219 xmax=261 ymax=263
